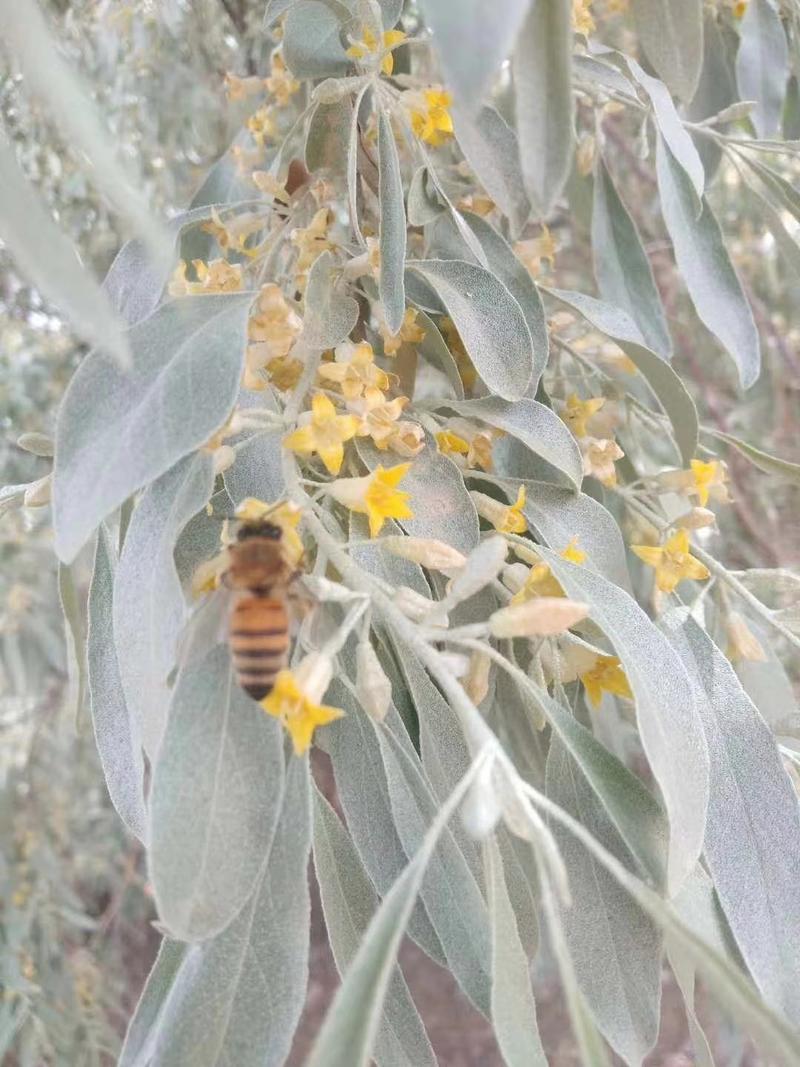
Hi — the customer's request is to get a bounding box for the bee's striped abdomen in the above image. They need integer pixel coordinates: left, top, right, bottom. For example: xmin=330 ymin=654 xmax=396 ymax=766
xmin=230 ymin=595 xmax=289 ymax=700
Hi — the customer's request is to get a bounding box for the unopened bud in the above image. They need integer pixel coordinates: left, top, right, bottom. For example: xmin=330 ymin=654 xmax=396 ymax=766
xmin=463 ymin=650 xmax=491 ymax=705
xmin=676 ymin=507 xmax=716 ymax=530
xmin=726 ymin=612 xmax=767 ymax=663
xmin=212 ymin=445 xmax=236 ymax=476
xmin=355 ymin=640 xmax=392 ymax=721
xmin=490 ymin=597 xmax=589 ymax=638
xmin=17 ymin=432 xmax=53 ymax=457
xmin=23 ymin=474 xmax=51 ymax=507
xmin=380 ymin=535 xmax=467 ymax=572
xmin=395 ymin=586 xmax=443 ymax=623
xmin=461 ymin=756 xmax=502 ymax=839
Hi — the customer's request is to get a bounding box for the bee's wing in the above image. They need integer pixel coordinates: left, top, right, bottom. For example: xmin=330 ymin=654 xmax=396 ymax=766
xmin=175 ymin=587 xmax=233 ymax=675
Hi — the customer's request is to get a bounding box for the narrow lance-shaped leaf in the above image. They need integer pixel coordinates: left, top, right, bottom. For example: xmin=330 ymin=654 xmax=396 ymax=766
xmin=378 ymin=111 xmax=407 ymax=335
xmin=118 ymin=939 xmax=188 ymax=1067
xmin=305 ymin=750 xmax=491 ymax=1067
xmin=0 ymin=142 xmax=129 ymax=364
xmin=546 ymin=739 xmax=663 ymax=1065
xmin=630 ymin=0 xmax=704 ymax=102
xmin=592 ymin=154 xmax=672 ymax=359
xmin=313 ymin=787 xmax=437 ymax=1067
xmin=540 ymin=549 xmax=710 ymax=895
xmin=114 ymin=452 xmax=214 ymax=758
xmin=513 ymin=0 xmax=574 ymax=217
xmin=417 ymin=0 xmax=532 ymax=110
xmin=484 ymin=836 xmax=548 ymax=1067
xmin=736 ymin=0 xmax=789 ymax=139
xmin=151 ymin=755 xmax=311 ymax=1067
xmin=661 ymin=610 xmax=800 ymax=1026
xmin=148 ymin=644 xmax=285 ymax=941
xmin=53 ymin=292 xmax=252 ymax=563
xmin=655 ymin=133 xmax=761 ymax=389
xmin=406 ymin=259 xmax=534 ymax=400
xmin=88 ymin=526 xmax=146 ymax=843
xmin=0 ymin=0 xmax=171 ymax=266
xmin=705 ymin=428 xmax=800 ymax=485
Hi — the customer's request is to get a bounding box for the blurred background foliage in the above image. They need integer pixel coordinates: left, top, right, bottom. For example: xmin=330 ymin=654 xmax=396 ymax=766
xmin=0 ymin=1 xmax=798 ymax=1064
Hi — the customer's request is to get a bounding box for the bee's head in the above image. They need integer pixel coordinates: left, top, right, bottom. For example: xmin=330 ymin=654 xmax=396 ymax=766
xmin=237 ymin=520 xmax=283 ymax=543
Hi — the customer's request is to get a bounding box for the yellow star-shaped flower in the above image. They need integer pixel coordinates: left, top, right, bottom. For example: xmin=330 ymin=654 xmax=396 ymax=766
xmin=436 ymin=429 xmax=470 ymax=458
xmin=327 ymin=463 xmax=414 ymax=537
xmin=496 ymin=486 xmax=527 ymax=535
xmin=261 ymin=670 xmax=344 ymax=755
xmin=317 ymin=342 xmax=392 ymax=405
xmin=347 ymin=27 xmax=407 ymax=75
xmin=689 ymin=459 xmax=728 ymax=507
xmin=580 ymin=656 xmax=632 ymax=708
xmin=631 ymin=529 xmax=710 ymax=594
xmin=408 ymin=87 xmax=454 ymax=146
xmin=562 ymin=393 xmax=605 ymax=439
xmin=510 ymin=538 xmax=586 ymax=603
xmin=379 ymin=306 xmax=427 ymax=356
xmin=283 ymin=393 xmax=360 ymax=476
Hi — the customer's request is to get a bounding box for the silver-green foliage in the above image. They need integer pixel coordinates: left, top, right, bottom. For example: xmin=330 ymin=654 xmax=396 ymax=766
xmin=8 ymin=1 xmax=800 ymax=1065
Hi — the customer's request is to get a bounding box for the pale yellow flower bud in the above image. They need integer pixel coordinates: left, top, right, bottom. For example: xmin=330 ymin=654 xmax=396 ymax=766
xmin=676 ymin=507 xmax=717 ymax=530
xmin=356 ymin=640 xmax=392 ymax=722
xmin=726 ymin=613 xmax=767 ymax=663
xmin=489 ymin=598 xmax=589 ymax=638
xmin=380 ymin=536 xmax=467 ymax=572
xmin=23 ymin=474 xmax=51 ymax=507
xmin=463 ymin=650 xmax=491 ymax=705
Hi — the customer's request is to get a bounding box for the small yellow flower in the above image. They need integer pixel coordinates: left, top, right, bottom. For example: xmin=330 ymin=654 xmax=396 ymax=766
xmin=573 ymin=0 xmax=595 ymax=35
xmin=284 ymin=394 xmax=361 ymax=476
xmin=456 ymin=193 xmax=495 ymax=216
xmin=510 ymin=538 xmax=585 ymax=603
xmin=291 ymin=208 xmax=334 ymax=278
xmin=327 ymin=463 xmax=414 ymax=537
xmin=224 ymin=72 xmax=265 ymax=102
xmin=436 ymin=429 xmax=470 ymax=458
xmin=202 ymin=207 xmax=266 ymax=256
xmin=168 ymin=258 xmax=243 ymax=296
xmin=350 ymin=394 xmax=422 ymax=456
xmin=581 ymin=437 xmax=624 ymax=486
xmin=440 ymin=316 xmax=477 ymax=391
xmin=247 ymin=106 xmax=278 ymax=148
xmin=561 ymin=393 xmax=606 ymax=439
xmin=631 ymin=529 xmax=710 ymax=594
xmin=406 ymin=87 xmax=454 ymax=146
xmin=498 ymin=486 xmax=527 ymax=535
xmin=732 ymin=1 xmax=747 ymax=18
xmin=265 ymin=51 xmax=300 ymax=106
xmin=262 ymin=670 xmax=344 ymax=755
xmin=515 ymin=225 xmax=557 ymax=278
xmin=725 ymin=612 xmax=767 ymax=663
xmin=379 ymin=307 xmax=426 ymax=356
xmin=580 ymin=656 xmax=632 ymax=708
xmin=689 ymin=459 xmax=729 ymax=507
xmin=347 ymin=27 xmax=407 ymax=75
xmin=317 ymin=341 xmax=392 ymax=404
xmin=245 ymin=283 xmax=303 ymax=390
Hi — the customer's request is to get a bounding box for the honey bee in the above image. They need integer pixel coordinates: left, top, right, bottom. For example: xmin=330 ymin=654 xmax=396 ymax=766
xmin=223 ymin=518 xmax=300 ymax=700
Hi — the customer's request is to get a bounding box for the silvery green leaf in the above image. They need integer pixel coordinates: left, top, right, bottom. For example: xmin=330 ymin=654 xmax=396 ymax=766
xmin=313 ymin=788 xmax=437 ymax=1067
xmin=445 ymin=397 xmax=583 ymax=490
xmin=415 ymin=310 xmax=464 ymax=399
xmin=88 ymin=526 xmax=146 ymax=843
xmin=736 ymin=635 xmax=800 ymax=738
xmin=536 ymin=779 xmax=800 ymax=1064
xmin=540 ymin=550 xmax=709 ymax=895
xmin=53 ymin=293 xmax=252 ymax=563
xmin=118 ymin=939 xmax=188 ymax=1067
xmin=306 ymin=96 xmax=352 ymax=176
xmin=592 ymin=155 xmax=672 ymax=359
xmin=430 ymin=211 xmax=549 ymax=390
xmin=283 ymin=0 xmax=351 ymax=79
xmin=58 ymin=559 xmax=88 ymax=724
xmin=407 ymin=167 xmax=444 ymax=227
xmin=628 ymin=58 xmax=705 ymax=202
xmin=349 ymin=517 xmax=432 ymax=599
xmin=736 ymin=0 xmax=789 ymax=139
xmin=113 ymin=453 xmax=214 ymax=758
xmin=302 ymin=249 xmax=360 ymax=348
xmin=687 ymin=13 xmax=737 ymax=180
xmin=406 ymin=259 xmax=534 ymax=400
xmin=378 ymin=725 xmax=492 ymax=1013
xmin=656 ymin=134 xmax=761 ymax=388
xmin=546 ymin=739 xmax=663 ymax=1064
xmin=152 ymin=756 xmax=310 ymax=1066
xmin=519 ymin=676 xmax=667 ymax=886
xmin=148 ymin=644 xmax=285 ymax=941
xmin=435 ymin=536 xmax=507 ymax=615
xmin=0 ymin=0 xmax=171 ymax=266
xmin=417 ymin=0 xmax=531 ymax=109
xmin=573 ymin=54 xmax=638 ymax=100
xmin=378 ymin=111 xmax=407 ymax=335
xmin=451 ymin=104 xmax=530 ymax=237
xmin=661 ymin=611 xmax=800 ymax=1025
xmin=319 ymin=685 xmax=446 ymax=962
xmin=484 ymin=836 xmax=547 ymax=1067
xmin=545 ymin=288 xmax=699 ymax=466
xmin=348 ymin=84 xmax=370 ymax=247
xmin=394 ymin=443 xmax=479 ymax=553
xmin=630 ymin=0 xmax=704 ymax=102
xmin=264 ymin=0 xmax=297 ymax=24
xmin=494 ymin=826 xmax=539 ymax=959
xmin=0 ymin=142 xmax=129 ymax=364
xmin=668 ymin=941 xmax=716 ymax=1067
xmin=306 ymin=750 xmax=489 ymax=1067
xmin=224 ymin=431 xmax=285 ymax=505
xmin=705 ymin=428 xmax=800 ymax=484
xmin=513 ymin=0 xmax=574 ymax=217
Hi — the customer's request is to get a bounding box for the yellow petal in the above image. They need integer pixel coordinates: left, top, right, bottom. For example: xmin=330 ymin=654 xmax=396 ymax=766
xmin=378 ymin=462 xmax=411 ymax=487
xmin=631 ymin=544 xmax=664 ymax=568
xmin=682 ymin=556 xmax=711 ymax=583
xmin=311 ymin=392 xmax=337 ymax=421
xmin=283 ymin=425 xmax=316 ymax=454
xmin=318 ymin=442 xmax=345 ymax=476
